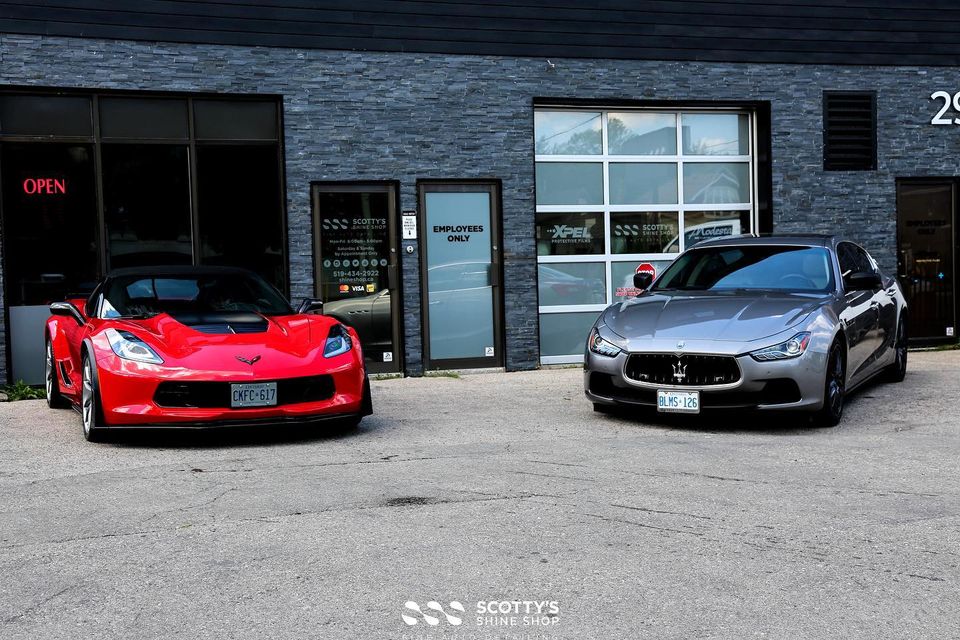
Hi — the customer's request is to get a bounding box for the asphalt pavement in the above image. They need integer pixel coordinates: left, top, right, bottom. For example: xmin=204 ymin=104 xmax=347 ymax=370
xmin=0 ymin=351 xmax=958 ymax=639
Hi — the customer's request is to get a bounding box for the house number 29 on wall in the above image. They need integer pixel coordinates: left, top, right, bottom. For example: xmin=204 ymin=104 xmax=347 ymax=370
xmin=930 ymin=91 xmax=960 ymax=125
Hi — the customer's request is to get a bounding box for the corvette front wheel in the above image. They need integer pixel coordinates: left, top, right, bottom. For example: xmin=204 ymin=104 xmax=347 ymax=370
xmin=80 ymin=353 xmax=107 ymax=442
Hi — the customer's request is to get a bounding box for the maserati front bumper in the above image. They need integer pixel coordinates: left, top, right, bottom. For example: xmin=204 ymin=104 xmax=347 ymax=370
xmin=584 ymin=343 xmax=829 ymax=412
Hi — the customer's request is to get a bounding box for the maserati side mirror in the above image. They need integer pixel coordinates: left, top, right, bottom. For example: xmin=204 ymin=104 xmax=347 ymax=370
xmin=297 ymin=298 xmax=324 ymax=315
xmin=632 ymin=272 xmax=654 ymax=292
xmin=49 ymin=301 xmax=85 ymax=326
xmin=845 ymin=272 xmax=881 ymax=291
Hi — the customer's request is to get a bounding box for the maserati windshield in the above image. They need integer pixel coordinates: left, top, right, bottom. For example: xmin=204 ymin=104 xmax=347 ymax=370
xmin=653 ymin=245 xmax=835 ymax=293
xmin=101 ymin=273 xmax=293 ymax=318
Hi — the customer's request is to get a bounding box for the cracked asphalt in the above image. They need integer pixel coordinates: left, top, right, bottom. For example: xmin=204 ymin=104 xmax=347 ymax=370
xmin=0 ymin=350 xmax=958 ymax=639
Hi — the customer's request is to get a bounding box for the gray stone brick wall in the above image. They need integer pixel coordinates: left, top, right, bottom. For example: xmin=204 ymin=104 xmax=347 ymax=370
xmin=1 ymin=34 xmax=957 ymax=379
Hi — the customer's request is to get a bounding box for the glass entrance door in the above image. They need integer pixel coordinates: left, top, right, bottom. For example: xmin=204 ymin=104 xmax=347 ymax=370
xmin=419 ymin=182 xmax=503 ymax=369
xmin=896 ymin=179 xmax=956 ymax=342
xmin=312 ymin=183 xmax=402 ymax=373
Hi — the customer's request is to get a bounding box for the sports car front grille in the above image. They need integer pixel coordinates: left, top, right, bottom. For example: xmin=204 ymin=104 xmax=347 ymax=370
xmin=154 ymin=375 xmax=335 ymax=408
xmin=624 ymin=353 xmax=741 ymax=386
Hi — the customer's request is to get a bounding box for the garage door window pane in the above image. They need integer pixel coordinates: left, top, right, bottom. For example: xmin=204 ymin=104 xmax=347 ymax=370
xmin=538 ymin=263 xmax=606 ymax=306
xmin=535 ymin=162 xmax=603 ymax=205
xmin=610 ymin=260 xmax=673 ymax=302
xmin=683 ymin=163 xmax=750 ymax=205
xmin=684 ymin=211 xmax=751 ymax=248
xmin=536 ymin=212 xmax=605 ymax=255
xmin=609 ymin=163 xmax=678 ymax=205
xmin=608 ymin=112 xmax=676 ymax=155
xmin=682 ymin=113 xmax=750 ymax=156
xmin=539 ymin=312 xmax=600 ymax=357
xmin=611 ymin=212 xmax=680 ymax=254
xmin=535 ymin=111 xmax=601 ymax=155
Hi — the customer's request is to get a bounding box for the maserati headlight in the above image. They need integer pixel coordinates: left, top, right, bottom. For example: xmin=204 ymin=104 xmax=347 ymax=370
xmin=104 ymin=328 xmax=164 ymax=364
xmin=750 ymin=332 xmax=811 ymax=361
xmin=323 ymin=324 xmax=353 ymax=358
xmin=588 ymin=329 xmax=622 ymax=358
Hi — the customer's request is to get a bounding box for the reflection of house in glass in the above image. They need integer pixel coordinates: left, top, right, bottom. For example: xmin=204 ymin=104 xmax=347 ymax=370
xmin=683 ymin=164 xmax=749 ymax=204
xmin=607 ymin=116 xmax=675 ymax=155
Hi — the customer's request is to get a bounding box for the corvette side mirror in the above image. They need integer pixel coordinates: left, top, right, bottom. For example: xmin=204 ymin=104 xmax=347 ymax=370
xmin=49 ymin=301 xmax=85 ymax=326
xmin=632 ymin=272 xmax=653 ymax=292
xmin=845 ymin=272 xmax=881 ymax=291
xmin=297 ymin=298 xmax=324 ymax=315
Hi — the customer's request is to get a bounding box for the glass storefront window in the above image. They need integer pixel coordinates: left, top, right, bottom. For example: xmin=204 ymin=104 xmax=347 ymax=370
xmin=196 ymin=145 xmax=285 ymax=289
xmin=534 ymin=107 xmax=756 ymax=362
xmin=610 ymin=212 xmax=680 ymax=254
xmin=536 ymin=212 xmax=604 ymax=256
xmin=101 ymin=144 xmax=193 ymax=269
xmin=0 ymin=143 xmax=98 ymax=305
xmin=608 ymin=112 xmax=676 ymax=155
xmin=0 ymin=95 xmax=92 ymax=137
xmin=537 ymin=263 xmax=606 ymax=306
xmin=534 ymin=111 xmax=602 ymax=155
xmin=535 ymin=162 xmax=603 ymax=205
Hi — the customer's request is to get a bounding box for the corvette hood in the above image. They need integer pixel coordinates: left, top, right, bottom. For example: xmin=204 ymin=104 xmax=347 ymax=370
xmin=105 ymin=313 xmax=338 ymax=374
xmin=602 ymin=291 xmax=827 ymax=343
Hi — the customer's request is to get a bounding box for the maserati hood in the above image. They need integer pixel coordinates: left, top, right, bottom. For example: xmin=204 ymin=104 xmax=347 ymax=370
xmin=602 ymin=291 xmax=827 ymax=343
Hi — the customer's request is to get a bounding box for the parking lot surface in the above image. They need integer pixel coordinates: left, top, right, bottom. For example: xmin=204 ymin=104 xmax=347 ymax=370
xmin=1 ymin=351 xmax=958 ymax=639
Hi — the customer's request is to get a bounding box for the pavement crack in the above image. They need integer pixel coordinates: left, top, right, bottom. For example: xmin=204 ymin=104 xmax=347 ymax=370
xmin=611 ymin=503 xmax=713 ymax=521
xmin=3 ymin=585 xmax=77 ymax=624
xmin=582 ymin=512 xmax=706 ymax=537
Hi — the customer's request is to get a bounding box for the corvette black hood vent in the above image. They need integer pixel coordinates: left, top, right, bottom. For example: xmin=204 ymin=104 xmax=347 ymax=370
xmin=171 ymin=312 xmax=269 ymax=335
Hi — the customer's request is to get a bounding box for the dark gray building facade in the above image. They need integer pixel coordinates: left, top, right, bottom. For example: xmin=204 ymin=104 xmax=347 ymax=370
xmin=1 ymin=2 xmax=958 ymax=383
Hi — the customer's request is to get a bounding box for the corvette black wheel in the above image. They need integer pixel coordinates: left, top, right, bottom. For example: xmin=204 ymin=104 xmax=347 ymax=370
xmin=80 ymin=353 xmax=107 ymax=442
xmin=45 ymin=339 xmax=69 ymax=409
xmin=884 ymin=315 xmax=908 ymax=383
xmin=813 ymin=340 xmax=845 ymax=427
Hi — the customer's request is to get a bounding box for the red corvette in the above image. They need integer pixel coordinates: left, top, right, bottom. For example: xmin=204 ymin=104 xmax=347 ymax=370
xmin=45 ymin=266 xmax=371 ymax=441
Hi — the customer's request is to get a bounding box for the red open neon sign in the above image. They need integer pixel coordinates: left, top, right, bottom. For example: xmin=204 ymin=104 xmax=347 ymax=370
xmin=23 ymin=178 xmax=66 ymax=195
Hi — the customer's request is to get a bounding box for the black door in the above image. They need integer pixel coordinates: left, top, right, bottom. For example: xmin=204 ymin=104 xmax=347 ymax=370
xmin=312 ymin=182 xmax=402 ymax=373
xmin=896 ymin=179 xmax=957 ymax=342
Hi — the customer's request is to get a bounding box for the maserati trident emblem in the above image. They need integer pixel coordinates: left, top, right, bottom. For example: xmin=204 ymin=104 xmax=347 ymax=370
xmin=236 ymin=355 xmax=261 ymax=366
xmin=672 ymin=357 xmax=687 ymax=382
xmin=676 ymin=340 xmax=685 ymax=349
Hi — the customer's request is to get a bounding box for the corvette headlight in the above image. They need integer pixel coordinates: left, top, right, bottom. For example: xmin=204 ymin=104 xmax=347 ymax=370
xmin=750 ymin=332 xmax=811 ymax=361
xmin=323 ymin=324 xmax=353 ymax=358
xmin=104 ymin=328 xmax=164 ymax=364
xmin=588 ymin=329 xmax=622 ymax=358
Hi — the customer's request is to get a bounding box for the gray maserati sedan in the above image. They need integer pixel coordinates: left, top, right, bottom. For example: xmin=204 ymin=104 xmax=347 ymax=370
xmin=584 ymin=235 xmax=908 ymax=426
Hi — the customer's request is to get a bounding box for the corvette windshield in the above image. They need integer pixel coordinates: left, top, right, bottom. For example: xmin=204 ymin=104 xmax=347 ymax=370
xmin=101 ymin=273 xmax=293 ymax=318
xmin=653 ymin=245 xmax=835 ymax=293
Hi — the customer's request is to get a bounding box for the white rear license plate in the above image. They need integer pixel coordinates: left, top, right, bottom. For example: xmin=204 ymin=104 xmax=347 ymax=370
xmin=230 ymin=382 xmax=277 ymax=408
xmin=657 ymin=390 xmax=700 ymax=414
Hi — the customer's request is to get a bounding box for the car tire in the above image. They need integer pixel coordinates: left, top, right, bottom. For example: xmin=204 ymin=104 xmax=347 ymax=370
xmin=813 ymin=339 xmax=846 ymax=428
xmin=80 ymin=352 xmax=107 ymax=442
xmin=45 ymin=338 xmax=69 ymax=409
xmin=884 ymin=314 xmax=908 ymax=383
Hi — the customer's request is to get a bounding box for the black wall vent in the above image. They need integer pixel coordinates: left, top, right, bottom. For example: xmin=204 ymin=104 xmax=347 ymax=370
xmin=823 ymin=91 xmax=876 ymax=171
